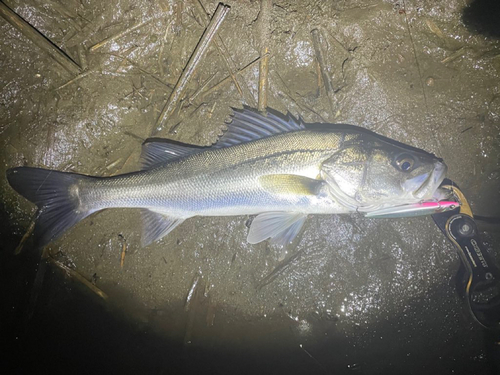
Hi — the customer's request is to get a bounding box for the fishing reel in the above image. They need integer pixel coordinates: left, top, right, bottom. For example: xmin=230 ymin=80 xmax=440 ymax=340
xmin=432 ymin=180 xmax=500 ymax=330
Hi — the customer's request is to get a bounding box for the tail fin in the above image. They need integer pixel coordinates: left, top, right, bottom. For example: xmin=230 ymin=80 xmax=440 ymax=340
xmin=7 ymin=167 xmax=95 ymax=247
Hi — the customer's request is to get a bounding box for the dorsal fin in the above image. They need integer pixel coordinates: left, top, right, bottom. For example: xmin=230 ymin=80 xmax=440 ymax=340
xmin=214 ymin=106 xmax=305 ymax=148
xmin=140 ymin=139 xmax=203 ymax=170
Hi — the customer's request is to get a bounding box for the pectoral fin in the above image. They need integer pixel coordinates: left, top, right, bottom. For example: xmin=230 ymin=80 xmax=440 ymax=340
xmin=247 ymin=212 xmax=307 ymax=245
xmin=258 ymin=174 xmax=323 ymax=196
xmin=140 ymin=209 xmax=184 ymax=247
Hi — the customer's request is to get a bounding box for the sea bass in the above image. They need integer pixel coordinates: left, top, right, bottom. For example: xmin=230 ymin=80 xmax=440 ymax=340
xmin=7 ymin=107 xmax=447 ymax=248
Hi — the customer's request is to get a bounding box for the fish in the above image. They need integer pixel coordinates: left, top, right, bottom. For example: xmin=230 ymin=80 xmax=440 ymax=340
xmin=6 ymin=107 xmax=447 ymax=248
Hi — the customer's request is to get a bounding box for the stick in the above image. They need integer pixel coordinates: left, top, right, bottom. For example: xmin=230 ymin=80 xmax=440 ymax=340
xmin=89 ymin=19 xmax=151 ymax=52
xmin=56 ymin=70 xmax=93 ymax=90
xmin=48 ymin=256 xmax=109 ymax=300
xmin=311 ymin=28 xmax=337 ymax=113
xmin=441 ymin=47 xmax=467 ymax=64
xmin=0 ymin=1 xmax=81 ymax=76
xmin=152 ymin=3 xmax=231 ymax=136
xmin=183 ymin=274 xmax=205 ymax=345
xmin=22 ymin=247 xmax=49 ymax=329
xmin=257 ymin=0 xmax=272 ymax=111
xmin=14 ymin=218 xmax=36 ymax=255
xmin=200 ymin=53 xmax=268 ymax=100
xmin=257 ymin=248 xmax=304 ymax=290
xmin=193 ymin=0 xmax=256 ymax=106
xmin=104 ymin=52 xmax=173 ymax=89
xmin=258 ymin=47 xmax=270 ymax=111
xmin=120 ymin=240 xmax=127 ymax=268
xmin=186 ymin=72 xmax=216 ymax=105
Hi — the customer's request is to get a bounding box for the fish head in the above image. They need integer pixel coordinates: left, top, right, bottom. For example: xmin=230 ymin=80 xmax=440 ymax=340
xmin=320 ymin=137 xmax=447 ymax=210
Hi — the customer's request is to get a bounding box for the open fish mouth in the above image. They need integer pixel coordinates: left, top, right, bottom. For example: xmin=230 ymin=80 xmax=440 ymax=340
xmin=403 ymin=161 xmax=447 ymax=200
xmin=324 ymin=160 xmax=449 ymax=213
xmin=364 ymin=162 xmax=449 ymax=218
xmin=414 ymin=161 xmax=447 ymax=199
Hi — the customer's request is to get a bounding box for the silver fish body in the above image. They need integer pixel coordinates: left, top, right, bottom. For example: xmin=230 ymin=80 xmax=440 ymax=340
xmin=7 ymin=108 xmax=447 ymax=247
xmin=83 ymin=130 xmax=349 ymax=216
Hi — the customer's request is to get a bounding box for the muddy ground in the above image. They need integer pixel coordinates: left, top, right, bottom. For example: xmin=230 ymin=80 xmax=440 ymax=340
xmin=1 ymin=0 xmax=499 ymax=374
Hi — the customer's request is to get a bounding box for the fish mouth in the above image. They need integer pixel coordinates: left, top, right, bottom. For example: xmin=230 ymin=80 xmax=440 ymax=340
xmin=410 ymin=161 xmax=447 ymax=200
xmin=324 ymin=161 xmax=448 ymax=212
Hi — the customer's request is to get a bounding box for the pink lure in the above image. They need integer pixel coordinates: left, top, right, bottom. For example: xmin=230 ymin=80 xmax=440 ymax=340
xmin=365 ymin=201 xmax=459 ymax=218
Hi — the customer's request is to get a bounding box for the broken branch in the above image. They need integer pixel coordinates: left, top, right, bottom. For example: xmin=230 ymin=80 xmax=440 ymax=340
xmin=0 ymin=1 xmax=81 ymax=76
xmin=152 ymin=3 xmax=230 ymax=136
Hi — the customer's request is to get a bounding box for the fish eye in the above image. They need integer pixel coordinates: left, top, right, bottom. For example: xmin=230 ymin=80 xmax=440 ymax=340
xmin=395 ymin=155 xmax=415 ymax=172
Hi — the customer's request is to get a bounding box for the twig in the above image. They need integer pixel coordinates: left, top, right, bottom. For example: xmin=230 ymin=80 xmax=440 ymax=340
xmin=89 ymin=19 xmax=151 ymax=52
xmin=186 ymin=73 xmax=216 ymax=105
xmin=299 ymin=344 xmax=330 ymax=374
xmin=22 ymin=246 xmax=49 ymax=329
xmin=56 ymin=70 xmax=93 ymax=90
xmin=193 ymin=0 xmax=256 ymax=106
xmin=47 ymin=256 xmax=109 ymax=300
xmin=184 ymin=273 xmax=205 ymax=345
xmin=206 ymin=298 xmax=217 ymax=327
xmin=257 ymin=248 xmax=304 ymax=290
xmin=425 ymin=19 xmax=446 ymax=41
xmin=110 ymin=151 xmax=137 ymax=176
xmin=104 ymin=52 xmax=172 ymax=89
xmin=315 ymin=59 xmax=322 ymax=98
xmin=157 ymin=22 xmax=173 ymax=77
xmin=77 ymin=44 xmax=88 ymax=71
xmin=0 ymin=1 xmax=81 ymax=76
xmin=258 ymin=47 xmax=270 ymax=111
xmin=153 ymin=3 xmax=231 ymax=136
xmin=120 ymin=243 xmax=126 ymax=267
xmin=14 ymin=217 xmax=36 ymax=255
xmin=273 ymin=70 xmax=320 ymax=120
xmin=441 ymin=47 xmax=468 ymax=64
xmin=257 ymin=0 xmax=272 ymax=111
xmin=106 ymin=158 xmax=123 ymax=171
xmin=184 ymin=273 xmax=202 ymax=312
xmin=311 ymin=28 xmax=337 ymax=114
xmin=401 ymin=1 xmax=427 ymax=110
xmin=200 ymin=53 xmax=268 ymax=100
xmin=64 ymin=20 xmax=95 ymax=48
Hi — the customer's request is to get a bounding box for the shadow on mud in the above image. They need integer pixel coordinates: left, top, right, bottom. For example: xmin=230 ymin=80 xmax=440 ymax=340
xmin=1 ymin=228 xmax=497 ymax=375
xmin=462 ymin=0 xmax=500 ymax=38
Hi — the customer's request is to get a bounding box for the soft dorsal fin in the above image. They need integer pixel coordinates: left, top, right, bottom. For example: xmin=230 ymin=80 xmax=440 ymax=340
xmin=140 ymin=139 xmax=203 ymax=170
xmin=215 ymin=106 xmax=305 ymax=148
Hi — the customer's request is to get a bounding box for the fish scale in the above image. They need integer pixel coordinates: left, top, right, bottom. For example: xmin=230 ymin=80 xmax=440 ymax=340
xmin=80 ymin=131 xmax=343 ymax=213
xmin=6 ymin=107 xmax=446 ymax=247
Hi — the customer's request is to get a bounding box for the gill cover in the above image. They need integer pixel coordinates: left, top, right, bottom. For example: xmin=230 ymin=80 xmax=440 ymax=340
xmin=320 ymin=140 xmax=444 ymax=210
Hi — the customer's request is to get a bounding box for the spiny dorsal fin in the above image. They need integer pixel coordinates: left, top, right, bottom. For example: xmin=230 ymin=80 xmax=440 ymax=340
xmin=140 ymin=139 xmax=204 ymax=170
xmin=215 ymin=106 xmax=305 ymax=148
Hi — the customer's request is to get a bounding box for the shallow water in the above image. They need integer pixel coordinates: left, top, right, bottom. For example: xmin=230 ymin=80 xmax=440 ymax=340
xmin=1 ymin=0 xmax=499 ymax=374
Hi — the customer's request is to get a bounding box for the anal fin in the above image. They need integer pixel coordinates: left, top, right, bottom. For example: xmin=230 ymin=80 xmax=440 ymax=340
xmin=140 ymin=209 xmax=184 ymax=247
